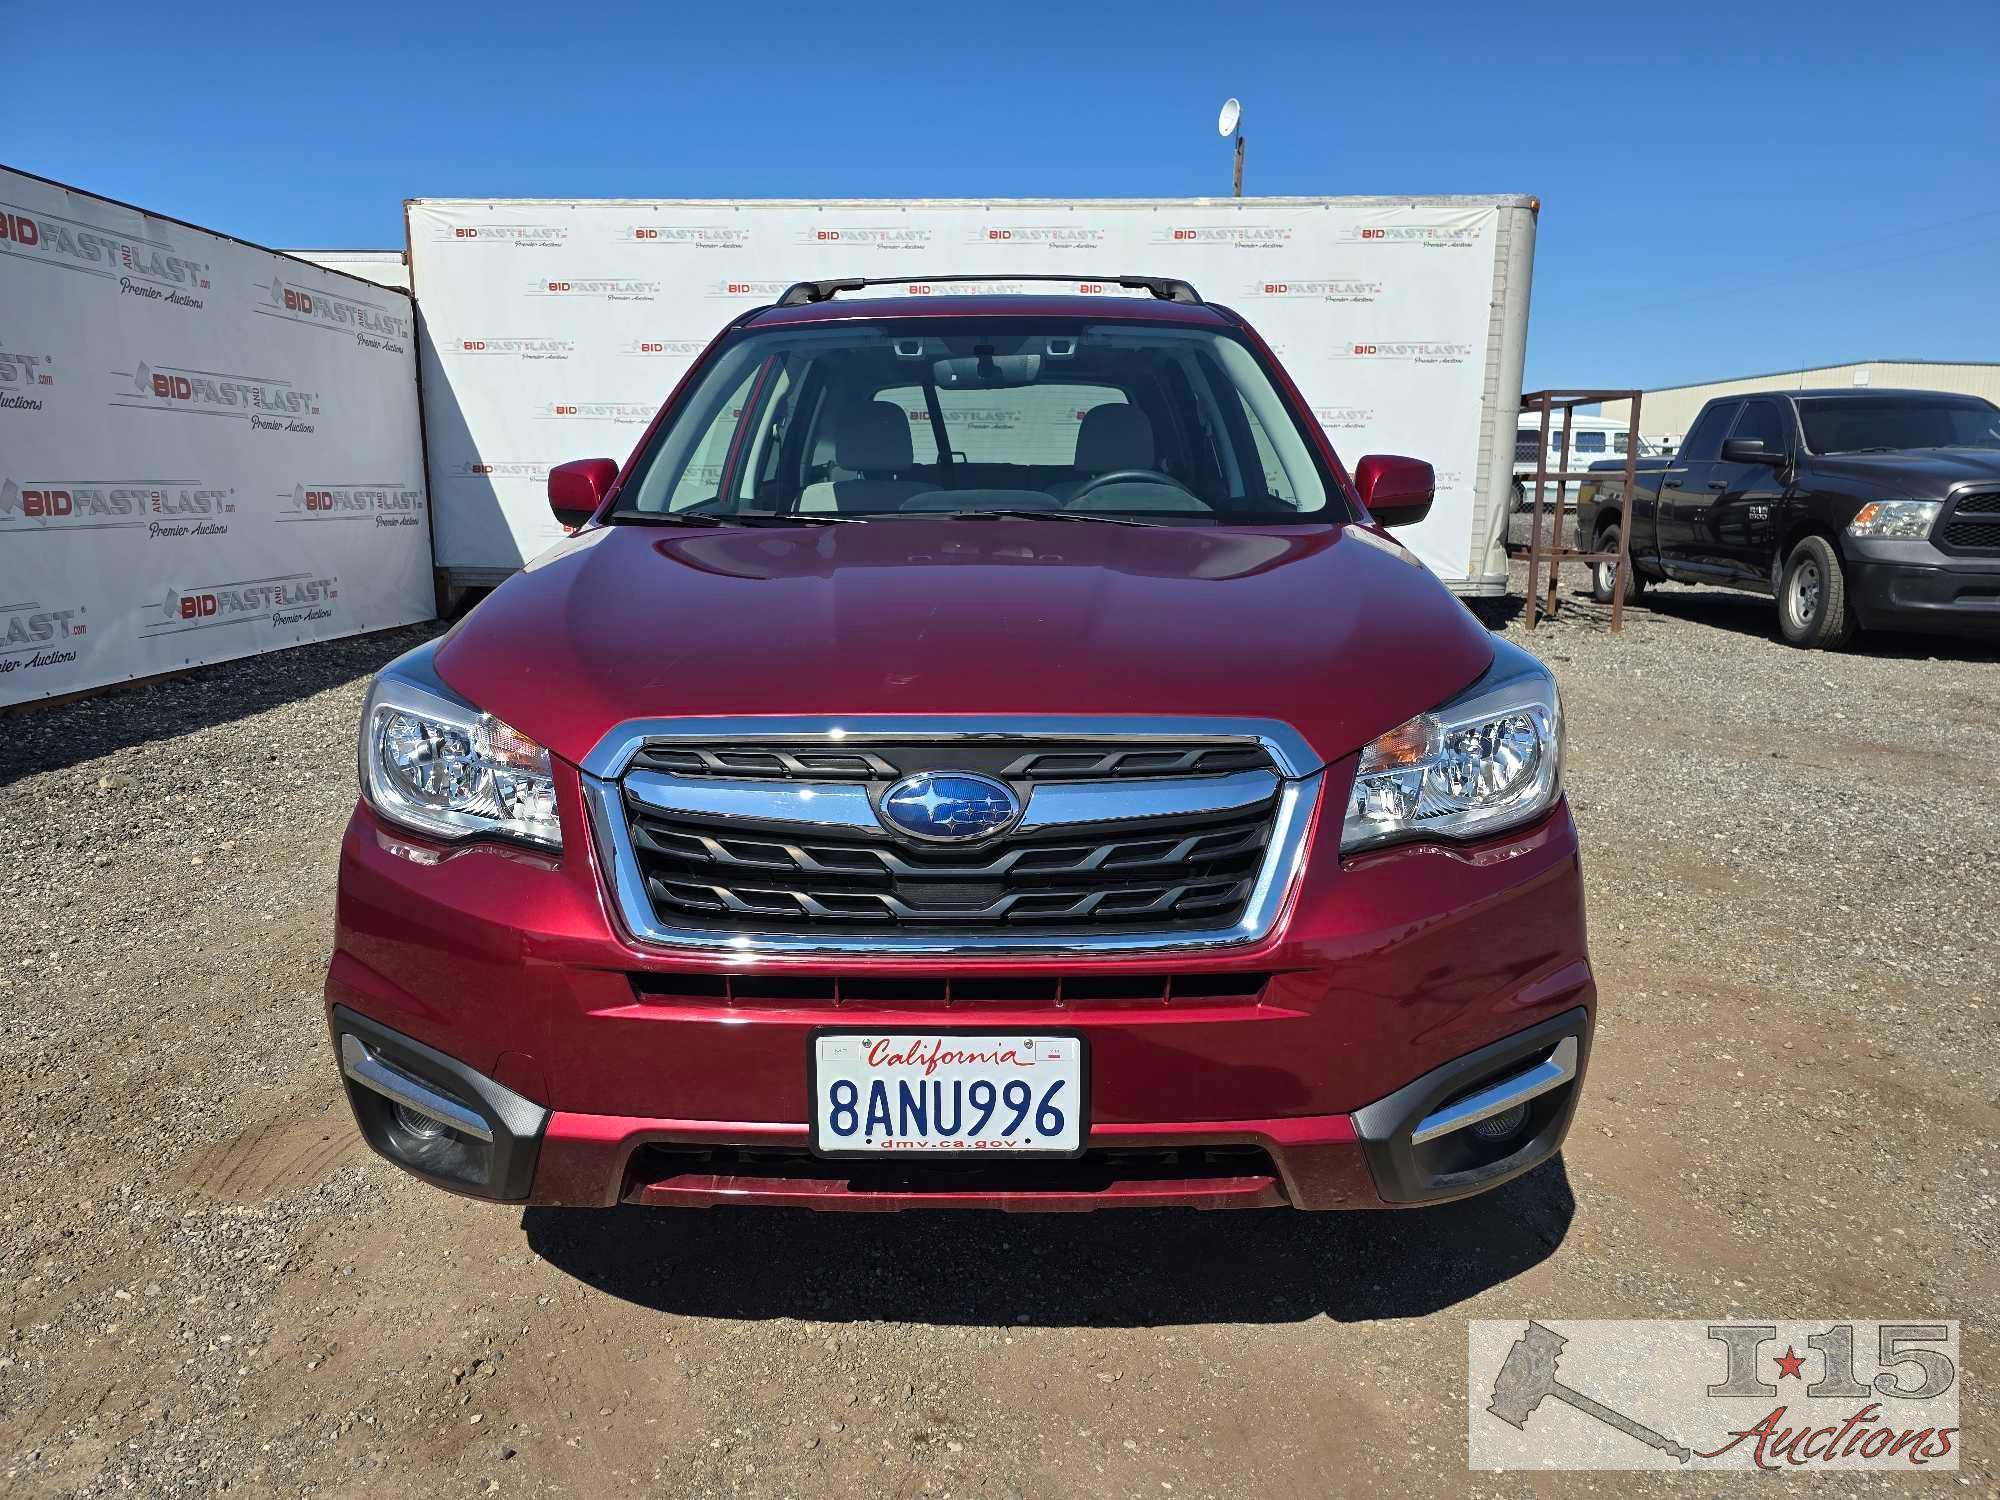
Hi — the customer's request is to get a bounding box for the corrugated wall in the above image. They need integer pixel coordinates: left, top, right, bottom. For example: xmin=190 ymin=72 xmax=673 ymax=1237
xmin=1600 ymin=362 xmax=2000 ymax=440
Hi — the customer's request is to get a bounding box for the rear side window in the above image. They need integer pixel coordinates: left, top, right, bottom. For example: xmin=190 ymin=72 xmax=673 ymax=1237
xmin=1678 ymin=402 xmax=1739 ymax=463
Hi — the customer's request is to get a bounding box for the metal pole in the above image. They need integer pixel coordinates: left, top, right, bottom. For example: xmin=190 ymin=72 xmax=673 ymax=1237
xmin=1233 ymin=135 xmax=1244 ymax=198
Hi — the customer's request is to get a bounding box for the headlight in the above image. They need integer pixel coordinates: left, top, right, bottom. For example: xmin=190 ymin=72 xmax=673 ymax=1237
xmin=358 ymin=646 xmax=561 ymax=849
xmin=1341 ymin=641 xmax=1562 ymax=853
xmin=1847 ymin=500 xmax=1940 ymax=539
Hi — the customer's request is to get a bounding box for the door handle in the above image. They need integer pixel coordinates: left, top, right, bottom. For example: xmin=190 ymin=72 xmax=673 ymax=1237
xmin=1707 ymin=480 xmax=1727 ymax=491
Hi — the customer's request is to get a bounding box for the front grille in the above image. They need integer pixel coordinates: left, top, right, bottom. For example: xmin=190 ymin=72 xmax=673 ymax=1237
xmin=617 ymin=737 xmax=1283 ymax=938
xmin=1941 ymin=490 xmax=2000 ymax=553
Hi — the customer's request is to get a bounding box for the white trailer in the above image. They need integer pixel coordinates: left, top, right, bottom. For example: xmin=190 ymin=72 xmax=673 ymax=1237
xmin=403 ymin=195 xmax=1536 ymax=596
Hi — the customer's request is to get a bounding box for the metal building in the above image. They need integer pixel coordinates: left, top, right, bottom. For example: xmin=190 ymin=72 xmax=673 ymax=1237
xmin=1598 ymin=360 xmax=2000 ymax=447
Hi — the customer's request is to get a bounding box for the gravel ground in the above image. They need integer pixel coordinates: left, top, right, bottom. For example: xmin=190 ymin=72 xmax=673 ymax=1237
xmin=0 ymin=574 xmax=1994 ymax=1498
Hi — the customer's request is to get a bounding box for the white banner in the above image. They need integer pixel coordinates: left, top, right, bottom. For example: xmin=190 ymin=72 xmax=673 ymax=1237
xmin=405 ymin=197 xmax=1528 ymax=588
xmin=0 ymin=167 xmax=434 ymax=708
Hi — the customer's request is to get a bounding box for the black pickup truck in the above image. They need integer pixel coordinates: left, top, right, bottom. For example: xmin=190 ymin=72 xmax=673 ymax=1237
xmin=1576 ymin=389 xmax=2000 ymax=648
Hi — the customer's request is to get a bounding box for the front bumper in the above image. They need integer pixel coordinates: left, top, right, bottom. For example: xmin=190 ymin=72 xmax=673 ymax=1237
xmin=325 ymin=766 xmax=1596 ymax=1211
xmin=1846 ymin=539 xmax=2000 ymax=637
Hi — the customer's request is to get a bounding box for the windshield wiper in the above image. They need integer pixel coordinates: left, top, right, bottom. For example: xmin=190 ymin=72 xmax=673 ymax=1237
xmin=920 ymin=508 xmax=1160 ymax=527
xmin=610 ymin=510 xmax=867 ymax=528
xmin=610 ymin=510 xmax=728 ymax=527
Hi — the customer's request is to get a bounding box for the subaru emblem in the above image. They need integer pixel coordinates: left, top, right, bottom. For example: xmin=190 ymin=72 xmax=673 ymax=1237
xmin=878 ymin=771 xmax=1021 ymax=844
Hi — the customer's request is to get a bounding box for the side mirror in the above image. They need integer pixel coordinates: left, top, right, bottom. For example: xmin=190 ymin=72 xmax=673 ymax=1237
xmin=1720 ymin=438 xmax=1783 ymax=466
xmin=1353 ymin=454 xmax=1436 ymax=529
xmin=548 ymin=457 xmax=619 ymax=529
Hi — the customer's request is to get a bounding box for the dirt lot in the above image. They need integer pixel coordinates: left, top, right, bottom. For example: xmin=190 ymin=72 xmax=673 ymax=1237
xmin=2 ymin=567 xmax=1995 ymax=1498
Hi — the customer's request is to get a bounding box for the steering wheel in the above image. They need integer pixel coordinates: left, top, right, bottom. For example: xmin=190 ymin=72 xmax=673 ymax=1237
xmin=1068 ymin=469 xmax=1195 ymax=503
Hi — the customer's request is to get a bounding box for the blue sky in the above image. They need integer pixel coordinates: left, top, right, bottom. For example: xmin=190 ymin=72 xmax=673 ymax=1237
xmin=7 ymin=0 xmax=1997 ymax=390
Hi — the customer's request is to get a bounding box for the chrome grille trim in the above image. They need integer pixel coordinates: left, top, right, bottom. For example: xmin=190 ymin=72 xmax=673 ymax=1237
xmin=581 ymin=715 xmax=1322 ymax=956
xmin=580 ymin=714 xmax=1324 ymax=780
xmin=622 ymin=766 xmax=1281 ymax=835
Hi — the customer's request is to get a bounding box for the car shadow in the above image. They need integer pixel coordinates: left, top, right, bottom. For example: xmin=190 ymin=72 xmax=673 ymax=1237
xmin=0 ymin=620 xmax=447 ymax=787
xmin=521 ymin=1155 xmax=1575 ymax=1327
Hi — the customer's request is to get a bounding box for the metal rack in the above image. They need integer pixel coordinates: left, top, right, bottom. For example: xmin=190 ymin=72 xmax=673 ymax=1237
xmin=1517 ymin=389 xmax=1644 ymax=630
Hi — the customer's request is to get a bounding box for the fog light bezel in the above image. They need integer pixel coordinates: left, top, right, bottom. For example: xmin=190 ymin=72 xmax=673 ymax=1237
xmin=329 ymin=1007 xmax=549 ymax=1203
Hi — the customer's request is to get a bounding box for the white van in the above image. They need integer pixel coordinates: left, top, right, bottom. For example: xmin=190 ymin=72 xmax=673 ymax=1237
xmin=1511 ymin=414 xmax=1659 ymax=509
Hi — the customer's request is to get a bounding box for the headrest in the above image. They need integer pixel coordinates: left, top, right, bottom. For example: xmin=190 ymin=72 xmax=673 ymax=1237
xmin=835 ymin=401 xmax=915 ymax=472
xmin=1075 ymin=404 xmax=1155 ymax=472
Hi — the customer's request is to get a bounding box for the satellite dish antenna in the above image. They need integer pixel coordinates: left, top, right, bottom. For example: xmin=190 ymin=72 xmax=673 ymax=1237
xmin=1217 ymin=98 xmax=1241 ymax=138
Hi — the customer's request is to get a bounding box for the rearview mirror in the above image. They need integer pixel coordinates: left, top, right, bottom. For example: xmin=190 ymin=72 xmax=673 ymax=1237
xmin=1353 ymin=454 xmax=1436 ymax=529
xmin=1720 ymin=438 xmax=1783 ymax=466
xmin=548 ymin=457 xmax=619 ymax=529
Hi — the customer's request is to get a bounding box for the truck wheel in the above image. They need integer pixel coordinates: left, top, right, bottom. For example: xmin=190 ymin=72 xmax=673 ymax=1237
xmin=1778 ymin=535 xmax=1855 ymax=649
xmin=1590 ymin=529 xmax=1645 ymax=604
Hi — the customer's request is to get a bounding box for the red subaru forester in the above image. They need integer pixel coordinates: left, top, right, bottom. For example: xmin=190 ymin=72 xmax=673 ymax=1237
xmin=326 ymin=275 xmax=1592 ymax=1211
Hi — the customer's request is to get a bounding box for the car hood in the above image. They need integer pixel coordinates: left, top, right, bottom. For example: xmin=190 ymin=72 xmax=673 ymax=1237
xmin=1808 ymin=448 xmax=2000 ymax=494
xmin=433 ymin=519 xmax=1495 ymax=774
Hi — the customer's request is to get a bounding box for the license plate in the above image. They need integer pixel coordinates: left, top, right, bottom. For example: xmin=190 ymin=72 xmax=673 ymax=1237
xmin=809 ymin=1032 xmax=1086 ymax=1157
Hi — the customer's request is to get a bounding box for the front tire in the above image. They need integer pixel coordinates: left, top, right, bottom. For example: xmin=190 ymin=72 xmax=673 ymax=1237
xmin=1778 ymin=534 xmax=1854 ymax=649
xmin=1590 ymin=529 xmax=1645 ymax=605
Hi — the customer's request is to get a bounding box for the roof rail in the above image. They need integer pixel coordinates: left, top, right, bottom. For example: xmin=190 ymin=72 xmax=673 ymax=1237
xmin=773 ymin=274 xmax=1203 ymax=308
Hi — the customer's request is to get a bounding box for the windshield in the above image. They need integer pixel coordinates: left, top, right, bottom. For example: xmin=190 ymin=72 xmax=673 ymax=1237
xmin=1797 ymin=395 xmax=2000 ymax=455
xmin=613 ymin=319 xmax=1347 ymax=524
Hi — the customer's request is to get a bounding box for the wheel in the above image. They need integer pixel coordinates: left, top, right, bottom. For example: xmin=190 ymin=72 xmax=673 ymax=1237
xmin=1510 ymin=479 xmax=1528 ymax=513
xmin=1778 ymin=534 xmax=1855 ymax=649
xmin=1590 ymin=528 xmax=1645 ymax=605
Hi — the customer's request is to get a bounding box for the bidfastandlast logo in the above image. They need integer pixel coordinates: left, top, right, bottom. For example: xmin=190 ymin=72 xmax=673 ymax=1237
xmin=1253 ymin=278 xmax=1384 ymax=304
xmin=798 ymin=226 xmax=932 ymax=251
xmin=620 ymin=337 xmax=708 ymax=358
xmin=1342 ymin=223 xmax=1482 ymax=248
xmin=0 ymin=597 xmax=89 ymax=680
xmin=279 ymin=482 xmax=423 ymax=530
xmin=705 ymin=279 xmax=790 ymax=300
xmin=147 ymin=574 xmax=340 ymax=635
xmin=621 ymin=224 xmax=749 ymax=249
xmin=0 ymin=476 xmax=233 ymax=538
xmin=1469 ymin=1320 xmax=1959 ymax=1472
xmin=1154 ymin=225 xmax=1292 ymax=248
xmin=901 ymin=281 xmax=1025 ymax=297
xmin=454 ymin=336 xmax=575 ymax=360
xmin=1313 ymin=405 xmax=1375 ymax=432
xmin=261 ymin=277 xmax=411 ymax=352
xmin=453 ymin=459 xmax=556 ymax=481
xmin=541 ymin=402 xmax=655 ymax=424
xmin=115 ymin=361 xmax=319 ymax=433
xmin=1339 ymin=340 xmax=1473 ymax=366
xmin=0 ymin=201 xmax=210 ymax=302
xmin=442 ymin=223 xmax=565 ymax=246
xmin=966 ymin=226 xmax=1104 ymax=250
xmin=0 ymin=343 xmax=56 ymax=411
xmin=531 ymin=277 xmax=660 ymax=301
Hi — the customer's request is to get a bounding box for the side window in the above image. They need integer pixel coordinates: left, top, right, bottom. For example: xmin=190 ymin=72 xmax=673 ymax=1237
xmin=666 ymin=365 xmax=758 ymax=510
xmin=1678 ymin=402 xmax=1738 ymax=463
xmin=1613 ymin=432 xmax=1630 ymax=455
xmin=1575 ymin=430 xmax=1607 ymax=453
xmin=1729 ymin=399 xmax=1786 ymax=455
xmin=1515 ymin=430 xmax=1540 ymax=462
